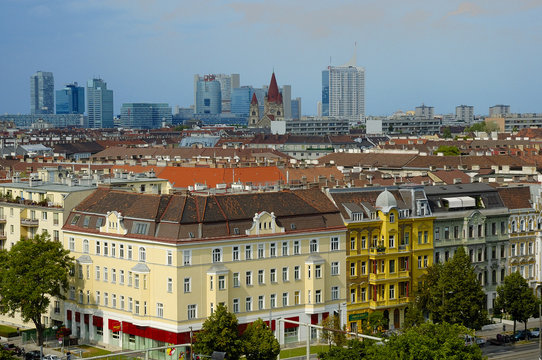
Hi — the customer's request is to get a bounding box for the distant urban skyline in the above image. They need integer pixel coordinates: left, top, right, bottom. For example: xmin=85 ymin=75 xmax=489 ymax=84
xmin=1 ymin=1 xmax=541 ymax=116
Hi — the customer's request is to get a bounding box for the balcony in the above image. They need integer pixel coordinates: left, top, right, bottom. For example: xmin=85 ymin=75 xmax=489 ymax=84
xmin=0 ymin=231 xmax=6 ymax=240
xmin=369 ymin=273 xmax=387 ymax=282
xmin=0 ymin=217 xmax=6 ymax=224
xmin=369 ymin=247 xmax=387 ymax=255
xmin=21 ymin=218 xmax=39 ymax=227
xmin=398 ymin=244 xmax=410 ymax=252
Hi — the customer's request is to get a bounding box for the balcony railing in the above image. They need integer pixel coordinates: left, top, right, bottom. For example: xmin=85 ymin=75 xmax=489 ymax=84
xmin=21 ymin=218 xmax=39 ymax=226
xmin=0 ymin=231 xmax=6 ymax=240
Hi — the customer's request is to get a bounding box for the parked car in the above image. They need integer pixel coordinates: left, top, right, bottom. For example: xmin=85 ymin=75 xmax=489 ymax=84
xmin=25 ymin=350 xmax=42 ymax=360
xmin=464 ymin=335 xmax=486 ymax=347
xmin=513 ymin=329 xmax=532 ymax=341
xmin=44 ymin=354 xmax=61 ymax=360
xmin=531 ymin=328 xmax=540 ymax=338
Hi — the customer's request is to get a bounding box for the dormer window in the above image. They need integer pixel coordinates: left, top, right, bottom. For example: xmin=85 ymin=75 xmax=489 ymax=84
xmin=389 ymin=213 xmax=395 ymax=223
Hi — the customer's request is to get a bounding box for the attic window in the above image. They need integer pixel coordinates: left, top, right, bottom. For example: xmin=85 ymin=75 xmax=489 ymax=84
xmin=71 ymin=214 xmax=81 ymax=225
xmin=291 ymin=223 xmax=296 ymax=230
xmin=234 ymin=228 xmax=240 ymax=235
xmin=132 ymin=222 xmax=149 ymax=235
xmin=83 ymin=216 xmax=90 ymax=228
xmin=96 ymin=218 xmax=104 ymax=229
xmin=188 ymin=232 xmax=195 ymax=238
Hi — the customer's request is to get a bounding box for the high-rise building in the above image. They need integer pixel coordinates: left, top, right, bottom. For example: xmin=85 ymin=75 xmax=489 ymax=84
xmin=322 ymin=57 xmax=365 ymax=121
xmin=281 ymin=85 xmax=292 ymax=119
xmin=489 ymin=105 xmax=510 ymax=117
xmin=213 ymin=74 xmax=240 ymax=113
xmin=120 ymin=103 xmax=172 ymax=129
xmin=194 ymin=75 xmax=222 ymax=115
xmin=30 ymin=71 xmax=54 ymax=115
xmin=87 ymin=78 xmax=114 ymax=128
xmin=415 ymin=104 xmax=434 ymax=119
xmin=455 ymin=105 xmax=474 ymax=123
xmin=291 ymin=97 xmax=302 ymax=120
xmin=56 ymin=83 xmax=85 ymax=114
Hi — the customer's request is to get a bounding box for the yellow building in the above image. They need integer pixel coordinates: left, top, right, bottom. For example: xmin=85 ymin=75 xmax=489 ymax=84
xmin=328 ymin=186 xmax=434 ymax=331
xmin=62 ymin=188 xmax=346 ymax=350
xmin=0 ymin=175 xmax=96 ymax=328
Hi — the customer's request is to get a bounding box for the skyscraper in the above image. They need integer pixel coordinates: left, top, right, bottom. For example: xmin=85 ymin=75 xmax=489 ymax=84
xmin=213 ymin=73 xmax=240 ymax=113
xmin=30 ymin=71 xmax=54 ymax=115
xmin=194 ymin=75 xmax=222 ymax=115
xmin=87 ymin=78 xmax=114 ymax=128
xmin=120 ymin=103 xmax=172 ymax=129
xmin=56 ymin=83 xmax=85 ymax=114
xmin=322 ymin=56 xmax=365 ymax=121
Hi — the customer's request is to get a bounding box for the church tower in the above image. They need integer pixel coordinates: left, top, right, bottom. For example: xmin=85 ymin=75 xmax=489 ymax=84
xmin=248 ymin=92 xmax=260 ymax=127
xmin=264 ymin=72 xmax=284 ymax=122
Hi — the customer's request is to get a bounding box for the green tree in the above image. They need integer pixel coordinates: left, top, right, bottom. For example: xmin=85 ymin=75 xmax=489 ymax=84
xmin=320 ymin=314 xmax=346 ymax=347
xmin=403 ymin=302 xmax=425 ymax=329
xmin=365 ymin=322 xmax=483 ymax=360
xmin=435 ymin=145 xmax=460 ymax=156
xmin=495 ymin=272 xmax=538 ymax=335
xmin=193 ymin=304 xmax=242 ymax=360
xmin=318 ymin=338 xmax=372 ymax=360
xmin=0 ymin=348 xmax=18 ymax=360
xmin=0 ymin=233 xmax=73 ymax=346
xmin=416 ymin=247 xmax=487 ymax=329
xmin=442 ymin=127 xmax=452 ymax=139
xmin=241 ymin=319 xmax=279 ymax=360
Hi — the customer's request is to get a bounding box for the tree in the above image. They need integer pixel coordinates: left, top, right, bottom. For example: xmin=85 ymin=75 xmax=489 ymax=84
xmin=0 ymin=233 xmax=73 ymax=346
xmin=320 ymin=314 xmax=346 ymax=347
xmin=241 ymin=319 xmax=279 ymax=360
xmin=495 ymin=272 xmax=538 ymax=335
xmin=403 ymin=302 xmax=425 ymax=329
xmin=365 ymin=322 xmax=483 ymax=360
xmin=416 ymin=247 xmax=487 ymax=329
xmin=0 ymin=348 xmax=18 ymax=360
xmin=318 ymin=338 xmax=372 ymax=360
xmin=442 ymin=127 xmax=452 ymax=139
xmin=435 ymin=145 xmax=460 ymax=156
xmin=193 ymin=304 xmax=242 ymax=360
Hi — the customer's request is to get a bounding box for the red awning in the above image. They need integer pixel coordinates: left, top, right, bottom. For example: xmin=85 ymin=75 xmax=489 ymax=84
xmin=75 ymin=312 xmax=80 ymax=322
xmin=322 ymin=312 xmax=329 ymax=320
xmin=311 ymin=314 xmax=319 ymax=325
xmin=66 ymin=310 xmax=72 ymax=320
xmin=92 ymin=316 xmax=103 ymax=328
xmin=264 ymin=320 xmax=276 ymax=331
xmin=84 ymin=314 xmax=89 ymax=324
xmin=284 ymin=316 xmax=299 ymax=329
xmin=108 ymin=319 xmax=121 ymax=332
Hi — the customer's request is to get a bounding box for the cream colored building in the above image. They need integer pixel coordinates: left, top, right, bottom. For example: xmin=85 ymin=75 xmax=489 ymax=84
xmin=62 ymin=188 xmax=346 ymax=350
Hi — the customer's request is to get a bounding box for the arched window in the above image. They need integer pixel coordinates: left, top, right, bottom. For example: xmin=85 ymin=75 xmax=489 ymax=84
xmin=511 ymin=220 xmax=517 ymax=233
xmin=83 ymin=239 xmax=89 ymax=254
xmin=212 ymin=248 xmax=222 ymax=263
xmin=529 ymin=219 xmax=534 ymax=230
xmin=310 ymin=239 xmax=318 ymax=253
xmin=389 ymin=213 xmax=395 ymax=223
xmin=520 ymin=220 xmax=525 ymax=232
xmin=139 ymin=247 xmax=146 ymax=262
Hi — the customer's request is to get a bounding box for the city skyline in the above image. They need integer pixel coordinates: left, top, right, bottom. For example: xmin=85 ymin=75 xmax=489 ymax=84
xmin=1 ymin=0 xmax=542 ymax=116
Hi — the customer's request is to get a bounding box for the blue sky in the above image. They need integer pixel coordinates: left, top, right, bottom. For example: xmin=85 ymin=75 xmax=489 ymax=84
xmin=1 ymin=0 xmax=541 ymax=116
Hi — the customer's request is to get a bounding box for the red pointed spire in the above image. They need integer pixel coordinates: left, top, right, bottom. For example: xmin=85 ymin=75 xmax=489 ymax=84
xmin=251 ymin=92 xmax=258 ymax=105
xmin=267 ymin=72 xmax=280 ymax=103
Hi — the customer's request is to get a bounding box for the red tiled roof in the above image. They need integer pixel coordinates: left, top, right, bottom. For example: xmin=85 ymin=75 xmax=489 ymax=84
xmin=497 ymin=186 xmax=532 ymax=209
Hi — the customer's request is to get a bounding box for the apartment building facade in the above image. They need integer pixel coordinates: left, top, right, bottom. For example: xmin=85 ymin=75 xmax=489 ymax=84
xmin=328 ymin=186 xmax=434 ymax=332
xmin=62 ymin=188 xmax=346 ymax=350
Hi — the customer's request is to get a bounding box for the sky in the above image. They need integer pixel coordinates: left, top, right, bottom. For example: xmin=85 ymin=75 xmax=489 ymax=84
xmin=1 ymin=0 xmax=541 ymax=116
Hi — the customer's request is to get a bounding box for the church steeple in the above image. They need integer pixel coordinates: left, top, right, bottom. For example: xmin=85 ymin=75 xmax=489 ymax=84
xmin=267 ymin=72 xmax=280 ymax=103
xmin=248 ymin=92 xmax=260 ymax=127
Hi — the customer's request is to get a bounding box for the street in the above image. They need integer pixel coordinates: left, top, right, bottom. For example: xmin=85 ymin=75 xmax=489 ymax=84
xmin=483 ymin=341 xmax=540 ymax=359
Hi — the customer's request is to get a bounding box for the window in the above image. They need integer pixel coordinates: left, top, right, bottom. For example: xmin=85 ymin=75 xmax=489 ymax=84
xmin=119 ymin=295 xmax=124 ymax=309
xmin=83 ymin=239 xmax=89 ymax=253
xmin=133 ymin=222 xmax=149 ymax=235
xmin=167 ymin=277 xmax=173 ymax=293
xmin=83 ymin=216 xmax=90 ymax=227
xmin=233 ymin=273 xmax=240 ymax=287
xmin=127 ymin=245 xmax=133 ymax=260
xmin=96 ymin=217 xmax=103 ymax=229
xmin=308 ymin=290 xmax=312 ymax=304
xmin=233 ymin=298 xmax=239 ymax=313
xmin=423 ymin=255 xmax=428 ymax=267
xmin=331 ymin=262 xmax=339 ymax=275
xmin=389 ymin=212 xmax=395 ymax=223
xmin=270 ymin=268 xmax=277 ymax=283
xmin=361 ymin=236 xmax=366 ymax=249
xmin=183 ymin=250 xmax=191 ymax=265
xmin=187 ymin=304 xmax=197 ymax=319
xmin=315 ymin=265 xmax=321 ymax=278
xmin=184 ymin=278 xmax=191 ymax=293
xmin=417 ymin=232 xmax=422 ymax=244
xmin=332 ymin=286 xmax=339 ymax=300
xmin=104 ymin=242 xmax=109 ymax=256
xmin=315 ymin=290 xmax=322 ymax=303
xmin=134 ymin=274 xmax=140 ymax=289
xmin=78 ymin=290 xmax=83 ymax=304
xmin=350 ymin=262 xmax=356 ymax=276
xmin=259 ymin=295 xmax=265 ymax=310
xmin=245 ymin=271 xmax=252 ymax=286
xmin=270 ymin=294 xmax=276 ymax=308
xmin=69 ymin=237 xmax=75 ymax=251
xmin=104 ymin=293 xmax=109 ymax=306
xmin=53 ymin=213 xmax=59 ymax=225
xmin=95 ymin=266 xmax=100 ymax=280
xmin=245 ymin=245 xmax=252 ymax=260
xmin=529 ymin=242 xmax=533 ymax=255
xmin=246 ymin=297 xmax=252 ymax=312
xmin=511 ymin=244 xmax=516 ymax=256
xmin=210 ymin=276 xmax=213 ymax=290
xmin=307 ymin=265 xmax=311 ymax=279
xmin=389 ymin=259 xmax=395 ymax=273
xmin=96 ymin=291 xmax=100 ymax=305
xmin=104 ymin=267 xmax=108 ymax=282
xmin=331 ymin=236 xmax=339 ymax=250
xmin=119 ymin=244 xmax=125 ymax=258
xmin=212 ymin=248 xmax=222 ymax=263
xmin=294 ymin=266 xmax=300 ymax=280
xmin=157 ymin=303 xmax=164 ymax=318
xmin=293 ymin=240 xmax=300 ymax=255
xmin=361 ymin=261 xmax=366 ymax=275
xmin=361 ymin=287 xmax=366 ymax=301
xmin=389 ymin=285 xmax=395 ymax=299
xmin=282 ymin=293 xmax=289 ymax=307
xmin=218 ymin=275 xmax=225 ymax=290
xmin=418 ymin=256 xmax=422 ymax=269
xmin=167 ymin=250 xmax=172 ymax=265
xmin=282 ymin=267 xmax=289 ymax=281
xmin=71 ymin=214 xmax=80 ymax=225
xmin=434 ymin=228 xmax=440 ymax=241
xmin=128 ymin=271 xmax=133 ymax=286
xmin=310 ymin=239 xmax=318 ymax=253
xmin=96 ymin=241 xmax=101 ymax=255
xmin=350 ymin=288 xmax=356 ymax=303
xmin=258 ymin=270 xmax=265 ymax=284
xmin=78 ymin=265 xmax=83 ymax=279
xmin=258 ymin=244 xmax=264 ymax=258
xmin=129 ymin=297 xmax=133 ymax=311
xmin=270 ymin=243 xmax=277 ymax=257
xmin=282 ymin=241 xmax=289 ymax=256
xmin=350 ymin=236 xmax=356 ymax=250
xmin=389 ymin=235 xmax=395 ymax=248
